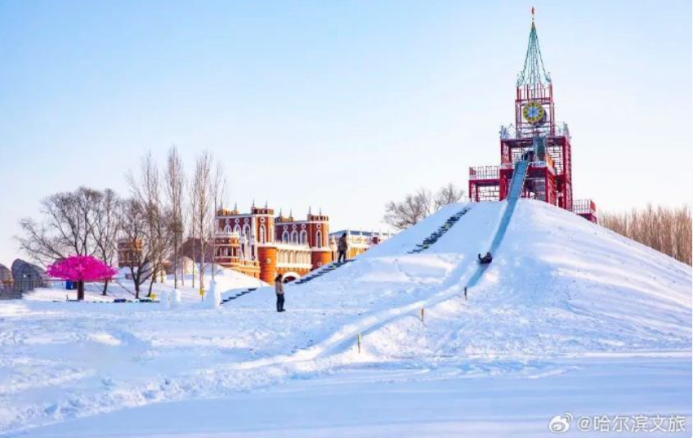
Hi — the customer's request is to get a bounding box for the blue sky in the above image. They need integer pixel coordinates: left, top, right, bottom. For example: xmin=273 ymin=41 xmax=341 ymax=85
xmin=0 ymin=0 xmax=691 ymax=266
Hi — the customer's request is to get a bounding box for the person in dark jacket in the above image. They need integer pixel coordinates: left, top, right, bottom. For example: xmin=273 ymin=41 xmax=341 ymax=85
xmin=337 ymin=233 xmax=349 ymax=264
xmin=275 ymin=274 xmax=285 ymax=312
xmin=478 ymin=252 xmax=493 ymax=264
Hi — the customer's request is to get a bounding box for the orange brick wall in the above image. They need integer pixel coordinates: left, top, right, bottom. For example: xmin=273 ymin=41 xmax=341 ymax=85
xmin=311 ymin=250 xmax=333 ymax=270
xmin=257 ymin=246 xmax=278 ymax=284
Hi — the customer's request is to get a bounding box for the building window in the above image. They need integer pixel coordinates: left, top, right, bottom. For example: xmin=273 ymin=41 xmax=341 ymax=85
xmin=291 ymin=230 xmax=298 ymax=244
xmin=282 ymin=230 xmax=289 ymax=243
xmin=259 ymin=225 xmax=266 ymax=244
xmin=316 ymin=231 xmax=322 ymax=247
xmin=300 ymin=230 xmax=307 ymax=245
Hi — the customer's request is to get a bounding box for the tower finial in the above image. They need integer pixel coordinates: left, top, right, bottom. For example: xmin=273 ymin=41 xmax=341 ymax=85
xmin=308 ymin=205 xmax=312 ymax=215
xmin=516 ymin=7 xmax=551 ymax=87
xmin=265 ymin=200 xmax=268 ymax=209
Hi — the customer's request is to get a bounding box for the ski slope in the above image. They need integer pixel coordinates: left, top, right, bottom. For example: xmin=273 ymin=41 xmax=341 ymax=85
xmin=0 ymin=200 xmax=690 ymax=436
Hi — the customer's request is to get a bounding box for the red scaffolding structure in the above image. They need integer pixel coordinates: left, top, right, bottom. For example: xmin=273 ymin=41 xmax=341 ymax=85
xmin=468 ymin=13 xmax=596 ymax=223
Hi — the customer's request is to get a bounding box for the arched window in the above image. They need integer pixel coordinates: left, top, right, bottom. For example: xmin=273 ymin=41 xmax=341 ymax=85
xmin=259 ymin=225 xmax=266 ymax=244
xmin=234 ymin=225 xmax=241 ymax=235
xmin=243 ymin=224 xmax=251 ymax=238
xmin=282 ymin=230 xmax=289 ymax=243
xmin=316 ymin=231 xmax=322 ymax=248
xmin=300 ymin=230 xmax=307 ymax=245
xmin=291 ymin=230 xmax=298 ymax=244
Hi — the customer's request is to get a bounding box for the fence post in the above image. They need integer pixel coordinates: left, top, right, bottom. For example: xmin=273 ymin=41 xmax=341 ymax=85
xmin=357 ymin=332 xmax=362 ymax=354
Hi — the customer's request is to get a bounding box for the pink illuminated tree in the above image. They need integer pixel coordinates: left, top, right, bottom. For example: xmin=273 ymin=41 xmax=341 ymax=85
xmin=47 ymin=255 xmax=118 ymax=300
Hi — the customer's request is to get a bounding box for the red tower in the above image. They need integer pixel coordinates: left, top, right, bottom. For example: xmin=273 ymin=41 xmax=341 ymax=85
xmin=468 ymin=11 xmax=596 ymax=222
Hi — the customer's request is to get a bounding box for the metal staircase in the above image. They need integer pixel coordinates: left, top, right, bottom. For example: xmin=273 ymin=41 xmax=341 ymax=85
xmin=220 ymin=287 xmax=258 ymax=304
xmin=294 ymin=260 xmax=355 ymax=286
xmin=407 ymin=206 xmax=473 ymax=254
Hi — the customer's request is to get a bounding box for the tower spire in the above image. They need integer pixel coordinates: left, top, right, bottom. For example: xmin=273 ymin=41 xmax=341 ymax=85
xmin=517 ymin=7 xmax=551 ymax=87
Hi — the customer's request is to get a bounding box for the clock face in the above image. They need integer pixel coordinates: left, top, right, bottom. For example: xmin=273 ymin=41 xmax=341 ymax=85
xmin=522 ymin=101 xmax=545 ymax=125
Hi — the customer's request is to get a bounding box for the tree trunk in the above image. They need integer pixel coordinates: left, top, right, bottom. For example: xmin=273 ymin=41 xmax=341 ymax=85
xmin=147 ymin=267 xmax=156 ymax=297
xmin=199 ymin=230 xmax=205 ymax=293
xmin=102 ymin=279 xmax=109 ymax=296
xmin=77 ymin=280 xmax=85 ymax=301
xmin=173 ymin=244 xmax=178 ymax=289
xmin=191 ymin=239 xmax=196 ymax=289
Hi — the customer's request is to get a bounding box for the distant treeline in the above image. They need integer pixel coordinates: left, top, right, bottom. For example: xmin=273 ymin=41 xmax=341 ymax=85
xmin=600 ymin=205 xmax=692 ymax=266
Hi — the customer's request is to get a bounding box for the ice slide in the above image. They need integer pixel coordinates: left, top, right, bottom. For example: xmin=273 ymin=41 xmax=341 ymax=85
xmin=465 ymin=159 xmax=528 ymax=288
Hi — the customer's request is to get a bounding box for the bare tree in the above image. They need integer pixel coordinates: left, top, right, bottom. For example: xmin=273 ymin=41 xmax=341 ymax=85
xmin=434 ymin=183 xmax=466 ymax=210
xmin=92 ymin=189 xmax=120 ymax=295
xmin=601 ymin=204 xmax=692 ymax=266
xmin=127 ymin=152 xmax=173 ymax=296
xmin=384 ymin=188 xmax=433 ymax=230
xmin=210 ymin=160 xmax=227 ymax=281
xmin=17 ymin=187 xmax=108 ymax=265
xmin=165 ymin=146 xmax=186 ymax=289
xmin=384 ymin=182 xmax=466 ymax=230
xmin=117 ymin=198 xmax=154 ymax=298
xmin=191 ymin=151 xmax=213 ymax=293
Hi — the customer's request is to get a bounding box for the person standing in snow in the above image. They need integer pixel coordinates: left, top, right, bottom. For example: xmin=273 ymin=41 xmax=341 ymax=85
xmin=337 ymin=233 xmax=349 ymax=264
xmin=275 ymin=274 xmax=285 ymax=312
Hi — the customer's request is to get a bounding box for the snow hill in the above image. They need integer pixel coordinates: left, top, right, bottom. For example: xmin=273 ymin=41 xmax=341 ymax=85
xmin=237 ymin=199 xmax=691 ymax=358
xmin=0 ymin=200 xmax=690 ymax=435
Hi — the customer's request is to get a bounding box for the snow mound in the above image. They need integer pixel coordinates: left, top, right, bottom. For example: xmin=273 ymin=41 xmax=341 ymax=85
xmin=363 ymin=199 xmax=692 ymax=359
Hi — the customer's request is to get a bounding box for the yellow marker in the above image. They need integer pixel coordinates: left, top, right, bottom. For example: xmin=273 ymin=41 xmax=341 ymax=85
xmin=151 ymin=293 xmax=157 ymax=300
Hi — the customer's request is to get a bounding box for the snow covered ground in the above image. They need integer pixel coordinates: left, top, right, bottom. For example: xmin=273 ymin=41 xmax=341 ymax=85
xmin=1 ymin=200 xmax=690 ymax=437
xmin=24 ymin=356 xmax=692 ymax=438
xmin=23 ymin=265 xmax=267 ymax=303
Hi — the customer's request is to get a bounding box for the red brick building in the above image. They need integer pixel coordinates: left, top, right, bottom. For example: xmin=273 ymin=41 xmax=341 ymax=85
xmin=214 ymin=204 xmax=338 ymax=283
